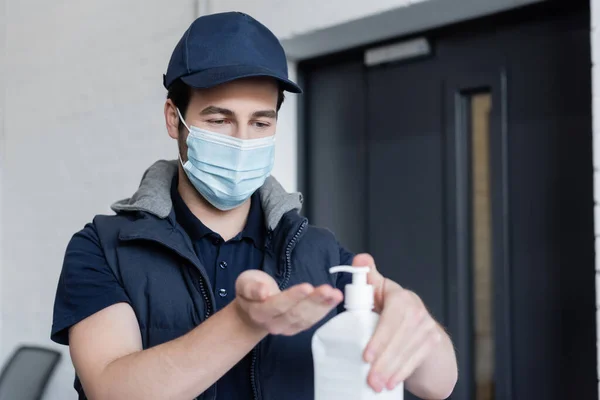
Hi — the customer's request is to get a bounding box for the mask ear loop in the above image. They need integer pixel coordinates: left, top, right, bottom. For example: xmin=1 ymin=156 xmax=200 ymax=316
xmin=176 ymin=108 xmax=190 ymax=167
xmin=176 ymin=108 xmax=191 ymax=132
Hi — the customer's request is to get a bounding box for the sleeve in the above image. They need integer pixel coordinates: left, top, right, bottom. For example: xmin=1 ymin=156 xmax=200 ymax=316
xmin=51 ymin=223 xmax=131 ymax=345
xmin=335 ymin=243 xmax=356 ymax=313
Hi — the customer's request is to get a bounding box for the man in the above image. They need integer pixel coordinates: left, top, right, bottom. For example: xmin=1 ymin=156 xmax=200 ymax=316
xmin=51 ymin=11 xmax=457 ymax=400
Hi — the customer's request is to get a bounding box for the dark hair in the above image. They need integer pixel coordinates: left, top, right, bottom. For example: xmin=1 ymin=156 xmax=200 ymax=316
xmin=167 ymin=79 xmax=286 ymax=128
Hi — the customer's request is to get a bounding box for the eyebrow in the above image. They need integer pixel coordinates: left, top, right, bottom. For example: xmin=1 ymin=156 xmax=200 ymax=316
xmin=199 ymin=106 xmax=277 ymax=119
xmin=200 ymin=106 xmax=234 ymax=116
xmin=252 ymin=110 xmax=277 ymax=119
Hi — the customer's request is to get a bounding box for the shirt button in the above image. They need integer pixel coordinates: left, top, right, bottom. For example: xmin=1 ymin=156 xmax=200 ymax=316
xmin=218 ymin=288 xmax=228 ymax=297
xmin=212 ymin=237 xmax=222 ymax=245
xmin=219 ymin=261 xmax=228 ymax=269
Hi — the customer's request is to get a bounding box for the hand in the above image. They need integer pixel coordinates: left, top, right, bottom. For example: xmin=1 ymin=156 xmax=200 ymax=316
xmin=355 ymin=254 xmax=444 ymax=393
xmin=234 ymin=270 xmax=343 ymax=336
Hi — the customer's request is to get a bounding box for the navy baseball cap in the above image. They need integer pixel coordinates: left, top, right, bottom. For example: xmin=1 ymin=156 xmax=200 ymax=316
xmin=164 ymin=12 xmax=302 ymax=93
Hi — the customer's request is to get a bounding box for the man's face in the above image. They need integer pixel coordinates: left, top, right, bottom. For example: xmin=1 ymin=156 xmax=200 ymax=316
xmin=166 ymin=77 xmax=279 ymax=161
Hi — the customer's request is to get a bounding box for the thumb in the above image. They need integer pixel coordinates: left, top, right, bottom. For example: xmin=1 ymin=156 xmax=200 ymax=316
xmin=352 ymin=253 xmax=384 ymax=287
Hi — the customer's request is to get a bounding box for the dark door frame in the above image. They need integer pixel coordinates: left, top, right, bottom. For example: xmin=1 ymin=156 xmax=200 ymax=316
xmin=444 ymin=70 xmax=512 ymax=399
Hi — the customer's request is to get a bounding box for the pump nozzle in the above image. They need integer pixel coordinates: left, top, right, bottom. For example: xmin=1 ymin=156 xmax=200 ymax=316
xmin=329 ymin=266 xmax=374 ymax=310
xmin=329 ymin=266 xmax=369 ymax=285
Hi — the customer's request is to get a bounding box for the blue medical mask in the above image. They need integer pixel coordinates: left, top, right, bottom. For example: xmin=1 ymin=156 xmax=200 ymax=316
xmin=176 ymin=108 xmax=275 ymax=211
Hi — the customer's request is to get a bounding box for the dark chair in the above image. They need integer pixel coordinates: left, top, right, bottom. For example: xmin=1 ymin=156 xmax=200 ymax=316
xmin=0 ymin=346 xmax=61 ymax=400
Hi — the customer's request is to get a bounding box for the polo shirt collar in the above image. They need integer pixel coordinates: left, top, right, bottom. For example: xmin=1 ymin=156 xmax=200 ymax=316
xmin=170 ymin=174 xmax=266 ymax=249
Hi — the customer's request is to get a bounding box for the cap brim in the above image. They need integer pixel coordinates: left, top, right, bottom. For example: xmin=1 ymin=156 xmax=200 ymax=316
xmin=179 ymin=65 xmax=302 ymax=94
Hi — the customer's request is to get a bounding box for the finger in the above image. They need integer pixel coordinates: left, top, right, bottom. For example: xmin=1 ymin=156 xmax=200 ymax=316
xmin=370 ymin=315 xmax=437 ymax=391
xmin=364 ymin=290 xmax=413 ymax=363
xmin=387 ymin=328 xmax=442 ymax=390
xmin=274 ymin=289 xmax=342 ymax=336
xmin=268 ymin=285 xmax=343 ymax=335
xmin=285 ymin=285 xmax=343 ymax=324
xmin=242 ymin=283 xmax=314 ymax=329
xmin=364 ymin=310 xmax=416 ymax=391
xmin=246 ymin=283 xmax=314 ymax=326
xmin=262 ymin=283 xmax=315 ymax=318
xmin=236 ymin=270 xmax=279 ymax=301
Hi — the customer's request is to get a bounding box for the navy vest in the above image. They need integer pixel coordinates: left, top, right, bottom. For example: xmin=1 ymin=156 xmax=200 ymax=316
xmin=91 ymin=206 xmax=350 ymax=400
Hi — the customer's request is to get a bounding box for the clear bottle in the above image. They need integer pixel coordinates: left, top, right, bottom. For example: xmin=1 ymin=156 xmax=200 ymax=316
xmin=312 ymin=266 xmax=404 ymax=400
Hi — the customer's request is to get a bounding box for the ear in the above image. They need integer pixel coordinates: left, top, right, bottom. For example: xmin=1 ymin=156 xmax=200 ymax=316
xmin=165 ymin=99 xmax=181 ymax=140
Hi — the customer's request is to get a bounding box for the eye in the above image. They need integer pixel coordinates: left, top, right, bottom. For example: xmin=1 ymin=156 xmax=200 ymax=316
xmin=253 ymin=121 xmax=271 ymax=129
xmin=208 ymin=119 xmax=227 ymax=126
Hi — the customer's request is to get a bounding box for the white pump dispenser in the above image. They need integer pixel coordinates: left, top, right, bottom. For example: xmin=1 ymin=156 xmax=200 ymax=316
xmin=312 ymin=266 xmax=404 ymax=400
xmin=329 ymin=266 xmax=373 ymax=311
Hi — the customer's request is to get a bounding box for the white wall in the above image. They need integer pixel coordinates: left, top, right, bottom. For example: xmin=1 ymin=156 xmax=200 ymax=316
xmin=0 ymin=1 xmax=193 ymax=398
xmin=0 ymin=0 xmax=6 ymax=361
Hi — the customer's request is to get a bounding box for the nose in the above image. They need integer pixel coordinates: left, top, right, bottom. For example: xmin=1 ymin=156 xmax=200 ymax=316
xmin=231 ymin=123 xmax=251 ymax=140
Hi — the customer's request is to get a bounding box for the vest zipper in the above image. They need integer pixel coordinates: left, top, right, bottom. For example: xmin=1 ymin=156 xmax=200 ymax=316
xmin=198 ymin=276 xmax=212 ymax=319
xmin=193 ymin=255 xmax=214 ymax=399
xmin=250 ymin=219 xmax=308 ymax=400
xmin=282 ymin=219 xmax=308 ymax=290
xmin=250 ymin=350 xmax=260 ymax=400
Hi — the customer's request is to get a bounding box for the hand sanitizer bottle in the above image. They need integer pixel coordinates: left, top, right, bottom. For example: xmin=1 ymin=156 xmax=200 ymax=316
xmin=312 ymin=266 xmax=404 ymax=400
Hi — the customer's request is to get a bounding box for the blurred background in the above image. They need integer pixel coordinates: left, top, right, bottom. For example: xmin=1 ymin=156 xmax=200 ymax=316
xmin=0 ymin=0 xmax=597 ymax=399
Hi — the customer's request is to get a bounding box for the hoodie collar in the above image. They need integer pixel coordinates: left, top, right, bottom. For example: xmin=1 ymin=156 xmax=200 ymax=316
xmin=110 ymin=160 xmax=304 ymax=231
